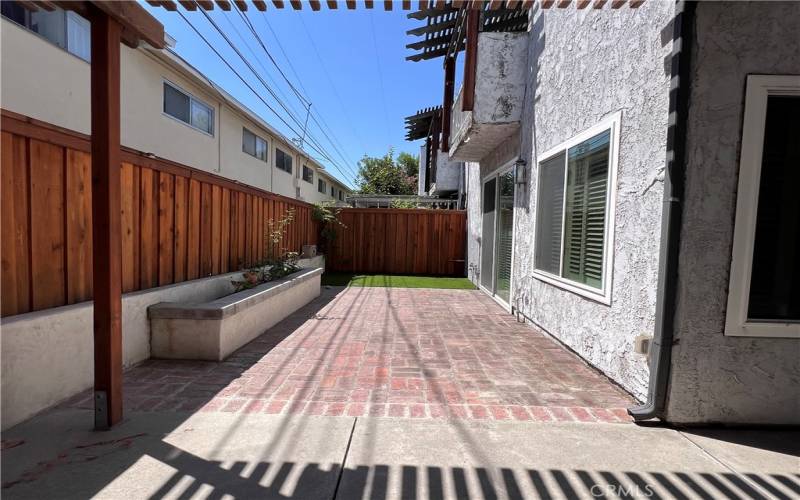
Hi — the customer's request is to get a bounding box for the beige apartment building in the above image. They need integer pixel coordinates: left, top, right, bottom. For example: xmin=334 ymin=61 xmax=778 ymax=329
xmin=0 ymin=4 xmax=350 ymax=205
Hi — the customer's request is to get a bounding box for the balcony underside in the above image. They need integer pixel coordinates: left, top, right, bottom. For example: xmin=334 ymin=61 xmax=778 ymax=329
xmin=449 ymin=117 xmax=520 ymax=162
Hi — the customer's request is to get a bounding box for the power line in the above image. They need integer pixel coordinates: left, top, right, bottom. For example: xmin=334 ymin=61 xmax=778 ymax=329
xmin=176 ymin=9 xmax=354 ymax=186
xmin=368 ymin=10 xmax=392 ymax=148
xmin=296 ymin=13 xmax=369 ymax=154
xmin=254 ymin=11 xmax=361 ymax=174
xmin=233 ymin=9 xmax=359 ymax=180
xmin=191 ymin=9 xmax=356 ymax=186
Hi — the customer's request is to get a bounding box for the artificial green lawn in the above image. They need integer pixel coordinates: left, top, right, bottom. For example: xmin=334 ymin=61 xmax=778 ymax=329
xmin=321 ymin=272 xmax=475 ymax=290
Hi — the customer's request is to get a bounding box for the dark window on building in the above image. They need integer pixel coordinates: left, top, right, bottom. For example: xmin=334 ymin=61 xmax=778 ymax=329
xmin=318 ymin=179 xmax=327 ymax=194
xmin=302 ymin=165 xmax=313 ymax=183
xmin=339 ymin=190 xmax=344 ymax=201
xmin=331 ymin=186 xmax=335 ymax=197
xmin=2 ymin=3 xmax=90 ymax=62
xmin=748 ymin=95 xmax=800 ymax=321
xmin=163 ymin=81 xmax=214 ymax=135
xmin=242 ymin=127 xmax=267 ymax=162
xmin=275 ymin=148 xmax=292 ymax=174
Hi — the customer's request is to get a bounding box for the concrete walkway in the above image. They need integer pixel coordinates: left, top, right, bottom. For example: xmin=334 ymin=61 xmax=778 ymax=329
xmin=2 ymin=408 xmax=798 ymax=499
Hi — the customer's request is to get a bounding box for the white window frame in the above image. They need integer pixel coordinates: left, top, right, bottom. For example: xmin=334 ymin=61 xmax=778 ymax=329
xmin=162 ymin=79 xmax=215 ymax=137
xmin=725 ymin=75 xmax=800 ymax=338
xmin=531 ymin=111 xmax=621 ymax=305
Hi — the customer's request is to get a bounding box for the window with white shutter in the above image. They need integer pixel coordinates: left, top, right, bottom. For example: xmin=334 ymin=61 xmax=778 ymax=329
xmin=533 ymin=113 xmax=619 ymax=303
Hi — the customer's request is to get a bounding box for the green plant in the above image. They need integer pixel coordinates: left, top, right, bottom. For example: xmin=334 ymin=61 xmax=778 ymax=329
xmin=231 ymin=210 xmax=300 ymax=292
xmin=266 ymin=208 xmax=295 ymax=262
xmin=390 ymin=199 xmax=418 ymax=209
xmin=312 ymin=202 xmax=346 ymax=253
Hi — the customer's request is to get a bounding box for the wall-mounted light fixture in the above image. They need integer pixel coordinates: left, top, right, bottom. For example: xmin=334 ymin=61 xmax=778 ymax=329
xmin=513 ymin=158 xmax=527 ymax=185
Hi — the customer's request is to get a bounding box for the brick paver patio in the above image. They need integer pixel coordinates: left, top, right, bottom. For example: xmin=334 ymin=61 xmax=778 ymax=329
xmin=66 ymin=287 xmax=635 ymax=422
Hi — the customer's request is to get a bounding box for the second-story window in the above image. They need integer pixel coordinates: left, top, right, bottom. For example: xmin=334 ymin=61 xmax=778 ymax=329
xmin=275 ymin=148 xmax=292 ymax=174
xmin=330 ymin=186 xmax=335 ymax=197
xmin=302 ymin=165 xmax=313 ymax=183
xmin=1 ymin=3 xmax=90 ymax=62
xmin=339 ymin=190 xmax=344 ymax=201
xmin=242 ymin=127 xmax=267 ymax=162
xmin=318 ymin=179 xmax=327 ymax=194
xmin=163 ymin=81 xmax=214 ymax=135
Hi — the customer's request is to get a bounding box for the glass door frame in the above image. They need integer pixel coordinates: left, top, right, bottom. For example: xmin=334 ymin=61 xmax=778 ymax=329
xmin=480 ymin=160 xmax=517 ymax=311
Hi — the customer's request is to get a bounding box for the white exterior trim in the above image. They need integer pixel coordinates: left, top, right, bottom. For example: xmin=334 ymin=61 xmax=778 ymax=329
xmin=531 ymin=111 xmax=621 ymax=306
xmin=724 ymin=74 xmax=800 ymax=338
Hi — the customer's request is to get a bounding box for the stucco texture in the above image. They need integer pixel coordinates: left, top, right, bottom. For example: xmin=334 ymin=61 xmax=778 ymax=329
xmin=466 ymin=1 xmax=674 ymax=401
xmin=665 ymin=1 xmax=800 ymax=425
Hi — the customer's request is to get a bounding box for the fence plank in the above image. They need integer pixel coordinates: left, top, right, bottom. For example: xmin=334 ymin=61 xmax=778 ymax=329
xmin=120 ymin=163 xmax=138 ymax=292
xmin=158 ymin=172 xmax=174 ymax=286
xmin=139 ymin=167 xmax=158 ymax=289
xmin=200 ymin=182 xmax=213 ymax=277
xmin=220 ymin=187 xmax=230 ymax=274
xmin=173 ymin=175 xmax=188 ymax=283
xmin=187 ymin=178 xmax=201 ymax=280
xmin=1 ymin=132 xmax=31 ymax=315
xmin=29 ymin=140 xmax=66 ymax=310
xmin=66 ymin=149 xmax=93 ymax=303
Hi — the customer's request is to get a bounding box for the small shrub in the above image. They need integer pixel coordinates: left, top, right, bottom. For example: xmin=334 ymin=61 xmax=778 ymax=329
xmin=312 ymin=202 xmax=346 ymax=253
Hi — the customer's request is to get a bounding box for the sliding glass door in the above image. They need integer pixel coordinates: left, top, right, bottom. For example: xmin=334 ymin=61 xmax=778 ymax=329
xmin=480 ymin=169 xmax=515 ymax=306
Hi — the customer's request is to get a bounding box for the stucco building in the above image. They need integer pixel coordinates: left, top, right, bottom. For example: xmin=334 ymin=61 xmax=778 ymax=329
xmin=0 ymin=2 xmax=351 ymax=205
xmin=407 ymin=1 xmax=799 ymax=425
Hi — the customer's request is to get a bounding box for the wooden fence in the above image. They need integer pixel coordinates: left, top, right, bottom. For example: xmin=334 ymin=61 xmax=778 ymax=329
xmin=1 ymin=112 xmax=318 ymax=317
xmin=327 ymin=208 xmax=467 ymax=276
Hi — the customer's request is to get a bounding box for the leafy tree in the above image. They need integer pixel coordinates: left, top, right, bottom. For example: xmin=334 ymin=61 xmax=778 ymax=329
xmin=397 ymin=152 xmax=419 ymax=178
xmin=356 ymin=148 xmax=418 ymax=195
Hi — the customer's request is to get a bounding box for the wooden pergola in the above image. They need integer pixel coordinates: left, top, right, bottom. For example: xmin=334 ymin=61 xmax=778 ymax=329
xmin=23 ymin=0 xmax=166 ymax=430
xmin=142 ymin=0 xmax=643 ymax=12
xmin=404 ymin=0 xmax=644 ymax=170
xmin=405 ymin=106 xmax=443 ymax=192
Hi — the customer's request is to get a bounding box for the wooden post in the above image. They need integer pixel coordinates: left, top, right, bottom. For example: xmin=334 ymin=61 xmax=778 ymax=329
xmin=89 ymin=6 xmax=123 ymax=430
xmin=441 ymin=56 xmax=455 ymax=152
xmin=462 ymin=8 xmax=480 ymax=112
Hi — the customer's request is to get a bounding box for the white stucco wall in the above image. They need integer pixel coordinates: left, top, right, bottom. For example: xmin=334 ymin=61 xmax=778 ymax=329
xmin=465 ymin=1 xmax=674 ymax=400
xmin=665 ymin=1 xmax=800 ymax=425
xmin=0 ymin=18 xmax=347 ymax=201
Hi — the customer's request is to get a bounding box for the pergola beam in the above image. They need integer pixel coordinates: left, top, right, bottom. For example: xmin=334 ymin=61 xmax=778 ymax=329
xmin=441 ymin=56 xmax=455 ymax=152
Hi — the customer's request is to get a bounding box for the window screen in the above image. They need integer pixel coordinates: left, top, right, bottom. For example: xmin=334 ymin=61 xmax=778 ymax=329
xmin=164 ymin=83 xmax=190 ymax=123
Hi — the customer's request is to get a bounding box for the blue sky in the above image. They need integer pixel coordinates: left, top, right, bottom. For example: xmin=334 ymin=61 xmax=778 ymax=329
xmin=142 ymin=3 xmax=445 ymax=189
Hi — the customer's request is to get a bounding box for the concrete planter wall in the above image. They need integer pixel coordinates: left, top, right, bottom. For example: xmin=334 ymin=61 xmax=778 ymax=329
xmin=1 ymin=255 xmax=324 ymax=430
xmin=149 ymin=267 xmax=322 ymax=361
